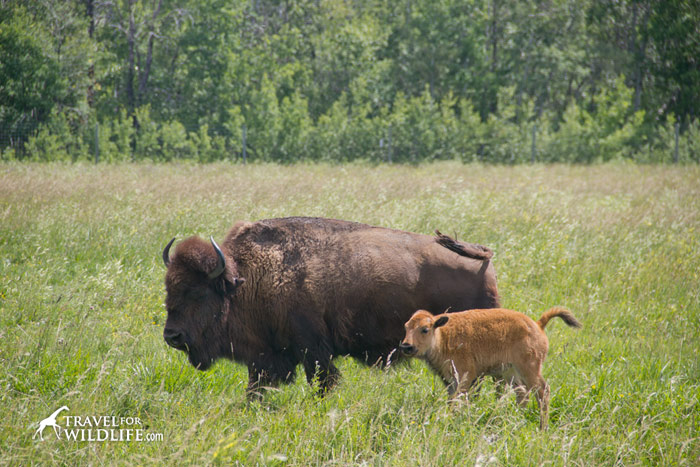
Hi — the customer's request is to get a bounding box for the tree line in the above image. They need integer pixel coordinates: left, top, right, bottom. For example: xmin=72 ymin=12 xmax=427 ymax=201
xmin=1 ymin=0 xmax=699 ymax=163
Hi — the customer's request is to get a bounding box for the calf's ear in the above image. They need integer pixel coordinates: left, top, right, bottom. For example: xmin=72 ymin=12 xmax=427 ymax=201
xmin=433 ymin=316 xmax=449 ymax=328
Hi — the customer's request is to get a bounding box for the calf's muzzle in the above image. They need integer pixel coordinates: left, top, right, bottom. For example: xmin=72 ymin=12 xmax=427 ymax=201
xmin=399 ymin=342 xmax=416 ymax=356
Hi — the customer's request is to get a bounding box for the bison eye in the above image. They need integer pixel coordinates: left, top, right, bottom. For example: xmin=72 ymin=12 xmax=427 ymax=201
xmin=421 ymin=327 xmax=429 ymax=334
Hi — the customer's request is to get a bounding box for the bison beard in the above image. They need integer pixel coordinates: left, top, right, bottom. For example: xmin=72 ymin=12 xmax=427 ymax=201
xmin=162 ymin=217 xmax=499 ymax=398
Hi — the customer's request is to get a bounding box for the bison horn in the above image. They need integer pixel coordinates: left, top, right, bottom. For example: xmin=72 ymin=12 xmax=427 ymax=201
xmin=209 ymin=236 xmax=226 ymax=279
xmin=162 ymin=237 xmax=176 ymax=268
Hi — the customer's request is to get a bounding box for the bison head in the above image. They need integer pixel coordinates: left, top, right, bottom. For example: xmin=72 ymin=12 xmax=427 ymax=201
xmin=161 ymin=236 xmax=244 ymax=370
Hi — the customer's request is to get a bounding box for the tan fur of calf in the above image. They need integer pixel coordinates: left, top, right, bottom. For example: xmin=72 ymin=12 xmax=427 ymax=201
xmin=400 ymin=307 xmax=581 ymax=429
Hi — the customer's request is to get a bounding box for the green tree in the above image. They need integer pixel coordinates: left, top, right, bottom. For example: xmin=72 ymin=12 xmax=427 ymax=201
xmin=0 ymin=5 xmax=61 ymax=154
xmin=648 ymin=0 xmax=700 ymax=125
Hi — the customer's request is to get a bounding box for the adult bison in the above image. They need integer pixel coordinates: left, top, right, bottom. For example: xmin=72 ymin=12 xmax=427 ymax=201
xmin=161 ymin=217 xmax=499 ymax=397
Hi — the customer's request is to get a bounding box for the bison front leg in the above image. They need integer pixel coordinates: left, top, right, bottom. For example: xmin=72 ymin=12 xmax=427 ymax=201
xmin=245 ymin=356 xmax=297 ymax=401
xmin=290 ymin=316 xmax=340 ymax=394
xmin=302 ymin=356 xmax=340 ymax=395
xmin=246 ymin=366 xmax=273 ymax=401
xmin=299 ymin=343 xmax=340 ymax=394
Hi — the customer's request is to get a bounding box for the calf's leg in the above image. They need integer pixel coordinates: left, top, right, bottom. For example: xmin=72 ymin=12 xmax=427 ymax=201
xmin=448 ymin=362 xmax=478 ymax=399
xmin=518 ymin=359 xmax=550 ymax=430
xmin=535 ymin=377 xmax=550 ymax=430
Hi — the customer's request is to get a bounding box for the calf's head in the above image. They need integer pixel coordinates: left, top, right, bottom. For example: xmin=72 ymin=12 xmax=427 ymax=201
xmin=162 ymin=236 xmax=244 ymax=370
xmin=400 ymin=310 xmax=449 ymax=357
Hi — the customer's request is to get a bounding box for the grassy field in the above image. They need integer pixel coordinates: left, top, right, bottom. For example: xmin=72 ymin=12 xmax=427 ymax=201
xmin=1 ymin=162 xmax=698 ymax=465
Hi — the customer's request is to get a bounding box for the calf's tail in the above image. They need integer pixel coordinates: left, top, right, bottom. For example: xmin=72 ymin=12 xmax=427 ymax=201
xmin=537 ymin=307 xmax=582 ymax=331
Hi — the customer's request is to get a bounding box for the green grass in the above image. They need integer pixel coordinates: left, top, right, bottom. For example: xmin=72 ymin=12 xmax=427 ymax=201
xmin=1 ymin=162 xmax=698 ymax=465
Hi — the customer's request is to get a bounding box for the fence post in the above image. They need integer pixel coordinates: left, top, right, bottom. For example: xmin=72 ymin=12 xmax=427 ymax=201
xmin=531 ymin=123 xmax=537 ymax=163
xmin=674 ymin=122 xmax=679 ymax=163
xmin=242 ymin=124 xmax=247 ymax=164
xmin=387 ymin=125 xmax=392 ymax=163
xmin=95 ymin=122 xmax=99 ymax=164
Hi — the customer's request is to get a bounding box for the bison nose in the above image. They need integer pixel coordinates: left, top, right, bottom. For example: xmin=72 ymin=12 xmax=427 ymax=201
xmin=163 ymin=329 xmax=186 ymax=350
xmin=399 ymin=342 xmax=415 ymax=355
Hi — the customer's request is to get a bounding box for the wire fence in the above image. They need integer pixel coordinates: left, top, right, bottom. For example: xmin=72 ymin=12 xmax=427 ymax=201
xmin=0 ymin=128 xmax=36 ymax=154
xmin=0 ymin=120 xmax=695 ymax=164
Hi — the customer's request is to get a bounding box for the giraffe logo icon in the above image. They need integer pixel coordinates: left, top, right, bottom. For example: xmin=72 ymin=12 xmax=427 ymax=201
xmin=33 ymin=406 xmax=69 ymax=441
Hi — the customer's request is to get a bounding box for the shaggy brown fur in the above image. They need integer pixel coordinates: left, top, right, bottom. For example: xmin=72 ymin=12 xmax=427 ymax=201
xmin=162 ymin=217 xmax=499 ymax=398
xmin=400 ymin=307 xmax=581 ymax=429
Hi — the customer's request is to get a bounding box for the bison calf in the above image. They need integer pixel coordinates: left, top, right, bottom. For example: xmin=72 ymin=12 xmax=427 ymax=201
xmin=400 ymin=307 xmax=581 ymax=429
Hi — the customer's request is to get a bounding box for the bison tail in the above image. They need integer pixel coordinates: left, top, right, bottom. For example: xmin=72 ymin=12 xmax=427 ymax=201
xmin=434 ymin=230 xmax=493 ymax=261
xmin=537 ymin=307 xmax=582 ymax=331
